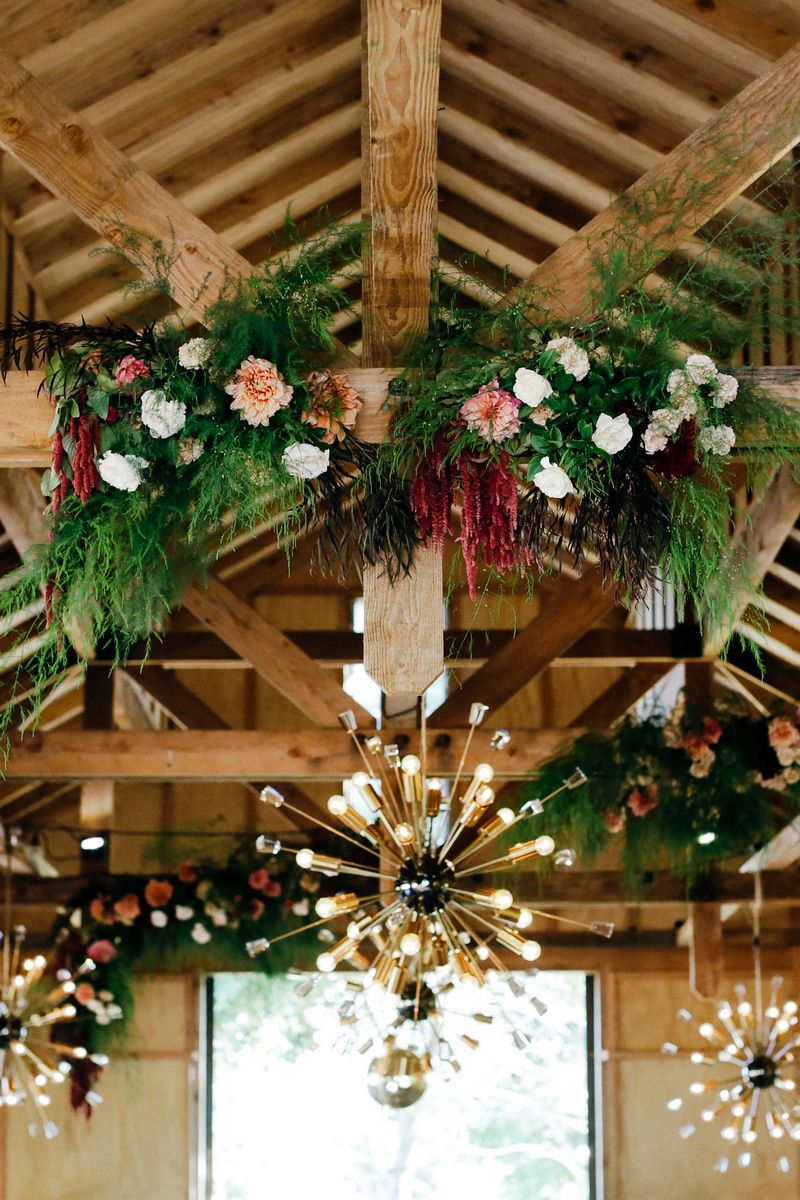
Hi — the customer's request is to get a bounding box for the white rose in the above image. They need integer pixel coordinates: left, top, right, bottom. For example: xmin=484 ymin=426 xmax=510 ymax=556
xmin=150 ymin=910 xmax=168 ymax=928
xmin=698 ymin=424 xmax=735 ymax=455
xmin=141 ymin=388 xmax=186 ymax=439
xmin=98 ymin=451 xmax=148 ymax=492
xmin=292 ymin=899 xmax=310 ymax=917
xmin=713 ymin=373 xmax=739 ymax=407
xmin=531 ymin=456 xmax=575 ymax=499
xmin=175 ymin=905 xmax=194 ymax=921
xmin=282 ymin=442 xmax=330 ymax=479
xmin=591 ymin=412 xmax=633 ymax=455
xmin=546 ymin=337 xmax=590 ymax=381
xmin=513 ymin=367 xmax=553 ymax=407
xmin=178 ymin=337 xmax=210 ymax=370
xmin=190 ymin=924 xmax=212 ymax=945
xmin=643 ymin=426 xmax=668 ymax=455
xmin=684 ymin=353 xmax=718 ymax=385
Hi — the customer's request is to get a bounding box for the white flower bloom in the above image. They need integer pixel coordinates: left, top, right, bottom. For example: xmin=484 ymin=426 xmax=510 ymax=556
xmin=281 ymin=442 xmax=330 ymax=479
xmin=698 ymin=424 xmax=736 ymax=455
xmin=546 ymin=336 xmax=590 ymax=381
xmin=531 ymin=456 xmax=575 ymax=499
xmin=650 ymin=407 xmax=685 ymax=435
xmin=141 ymin=388 xmax=187 ymax=439
xmin=98 ymin=451 xmax=148 ymax=492
xmin=205 ymin=902 xmax=228 ymax=927
xmin=643 ymin=426 xmax=669 ymax=455
xmin=292 ymin=899 xmax=310 ymax=917
xmin=713 ymin=372 xmax=739 ymax=407
xmin=666 ymin=369 xmax=686 ymax=395
xmin=684 ymin=353 xmax=718 ymax=385
xmin=190 ymin=923 xmax=212 ymax=945
xmin=177 ymin=438 xmax=203 ymax=465
xmin=513 ymin=367 xmax=553 ymax=407
xmin=591 ymin=412 xmax=633 ymax=455
xmin=175 ymin=905 xmax=194 ymax=921
xmin=178 ymin=337 xmax=211 ymax=370
xmin=675 ymin=393 xmax=697 ymax=419
xmin=150 ymin=910 xmax=168 ymax=928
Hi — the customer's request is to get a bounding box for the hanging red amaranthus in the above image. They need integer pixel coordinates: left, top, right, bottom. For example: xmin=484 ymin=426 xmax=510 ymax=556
xmin=410 ymin=440 xmax=519 ymax=599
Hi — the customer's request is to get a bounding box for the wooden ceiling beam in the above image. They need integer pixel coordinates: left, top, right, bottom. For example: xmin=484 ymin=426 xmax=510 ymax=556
xmin=513 ymin=40 xmax=800 ymax=321
xmin=434 ymin=574 xmax=618 ymax=725
xmin=13 ymin=34 xmax=360 ymax=247
xmin=360 ymin=0 xmax=444 ymax=702
xmin=0 ymin=727 xmax=582 ymax=780
xmin=448 ymin=0 xmax=717 ymax=135
xmin=182 ymin=576 xmax=372 ymax=728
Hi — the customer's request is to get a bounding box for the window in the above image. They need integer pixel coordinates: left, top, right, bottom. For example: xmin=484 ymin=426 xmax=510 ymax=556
xmin=204 ymin=971 xmax=598 ymax=1200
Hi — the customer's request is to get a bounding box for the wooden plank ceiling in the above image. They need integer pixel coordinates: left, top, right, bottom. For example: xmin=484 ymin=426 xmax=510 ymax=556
xmin=0 ymin=0 xmax=798 ymax=923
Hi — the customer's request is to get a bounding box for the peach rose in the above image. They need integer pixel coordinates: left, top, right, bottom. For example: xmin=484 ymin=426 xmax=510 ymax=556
xmin=680 ymin=731 xmax=712 ymax=762
xmin=459 ymin=379 xmax=521 ymax=443
xmin=304 ymin=370 xmax=363 ymax=443
xmin=75 ymin=982 xmax=96 ymax=1005
xmin=113 ymin=893 xmax=141 ymax=924
xmin=627 ymin=785 xmax=659 ymax=818
xmin=144 ymin=879 xmax=174 ymax=908
xmin=89 ymin=896 xmax=107 ymax=921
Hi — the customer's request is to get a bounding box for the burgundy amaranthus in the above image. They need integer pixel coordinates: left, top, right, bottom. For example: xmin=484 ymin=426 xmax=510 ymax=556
xmin=410 ymin=438 xmax=519 ymax=598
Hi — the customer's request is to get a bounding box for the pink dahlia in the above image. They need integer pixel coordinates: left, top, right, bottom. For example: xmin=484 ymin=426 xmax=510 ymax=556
xmin=115 ymin=355 xmax=151 ymax=386
xmin=459 ymin=379 xmax=521 ymax=443
xmin=225 ymin=356 xmax=293 ymax=427
xmin=86 ymin=938 xmax=116 ymax=964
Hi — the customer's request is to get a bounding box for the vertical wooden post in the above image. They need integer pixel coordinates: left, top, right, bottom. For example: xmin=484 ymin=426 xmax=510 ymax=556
xmin=360 ymin=0 xmax=444 ymax=704
xmin=688 ymin=902 xmax=724 ymax=1000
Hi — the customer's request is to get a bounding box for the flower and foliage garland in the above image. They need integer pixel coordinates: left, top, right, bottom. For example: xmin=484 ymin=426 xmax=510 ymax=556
xmin=514 ymin=697 xmax=800 ymax=884
xmin=52 ymin=842 xmax=320 ymax=1112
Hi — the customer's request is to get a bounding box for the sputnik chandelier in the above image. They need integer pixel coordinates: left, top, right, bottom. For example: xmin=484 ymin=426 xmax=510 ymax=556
xmin=0 ymin=829 xmax=108 ymax=1137
xmin=664 ymin=873 xmax=800 ymax=1174
xmin=248 ymin=703 xmax=614 ymax=1104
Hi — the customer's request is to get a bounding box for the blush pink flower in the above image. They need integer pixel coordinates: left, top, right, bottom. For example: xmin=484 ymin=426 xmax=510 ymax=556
xmin=769 ymin=717 xmax=800 ymax=751
xmin=702 ymin=717 xmax=723 ymax=745
xmin=603 ymin=808 xmax=626 ymax=833
xmin=459 ymin=379 xmax=521 ymax=443
xmin=304 ymin=371 xmax=363 ymax=443
xmin=115 ymin=355 xmax=151 ymax=386
xmin=680 ymin=731 xmax=713 ymax=762
xmin=248 ymin=869 xmax=269 ymax=892
xmin=89 ymin=896 xmax=108 ymax=921
xmin=263 ymin=878 xmax=281 ymax=899
xmin=627 ymin=785 xmax=659 ymax=818
xmin=75 ymin=982 xmax=96 ymax=1005
xmin=113 ymin=893 xmax=141 ymax=924
xmin=86 ymin=939 xmax=116 ymax=964
xmin=225 ymin=356 xmax=293 ymax=427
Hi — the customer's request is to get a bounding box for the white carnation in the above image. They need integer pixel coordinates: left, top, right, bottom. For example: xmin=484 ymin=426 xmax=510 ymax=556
xmin=282 ymin=442 xmax=330 ymax=479
xmin=175 ymin=905 xmax=194 ymax=921
xmin=531 ymin=456 xmax=575 ymax=499
xmin=684 ymin=353 xmax=718 ymax=385
xmin=190 ymin=924 xmax=212 ymax=945
xmin=98 ymin=451 xmax=148 ymax=492
xmin=643 ymin=426 xmax=668 ymax=455
xmin=712 ymin=372 xmax=739 ymax=407
xmin=666 ymin=369 xmax=685 ymax=394
xmin=698 ymin=423 xmax=735 ymax=455
xmin=675 ymin=393 xmax=697 ymax=418
xmin=546 ymin=337 xmax=590 ymax=381
xmin=513 ymin=367 xmax=553 ymax=406
xmin=178 ymin=337 xmax=211 ymax=370
xmin=650 ymin=407 xmax=684 ymax=435
xmin=150 ymin=910 xmax=168 ymax=928
xmin=141 ymin=388 xmax=186 ymax=439
xmin=591 ymin=412 xmax=633 ymax=455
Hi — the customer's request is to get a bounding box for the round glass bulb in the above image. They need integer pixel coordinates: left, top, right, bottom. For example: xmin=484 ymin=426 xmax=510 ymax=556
xmin=395 ymin=823 xmax=414 ymax=843
xmin=521 ymin=939 xmax=542 ymax=962
xmin=352 ymin=771 xmax=370 ymax=787
xmin=516 ymin=908 xmax=533 ymax=930
xmin=491 ymin=889 xmax=514 ymax=911
xmin=316 ymin=951 xmax=336 ymax=973
xmin=698 ymin=1022 xmax=715 ymax=1039
xmin=400 ymin=933 xmax=421 ymax=956
xmin=327 ymin=794 xmax=347 ymax=816
xmin=534 ymin=835 xmax=555 ymax=856
xmin=400 ymin=755 xmax=421 ymax=776
xmin=496 ymin=807 xmax=515 ymax=825
xmin=315 ymin=897 xmax=336 ymax=919
xmin=296 ymin=849 xmax=314 ymax=869
xmin=474 ymin=762 xmax=494 ymax=783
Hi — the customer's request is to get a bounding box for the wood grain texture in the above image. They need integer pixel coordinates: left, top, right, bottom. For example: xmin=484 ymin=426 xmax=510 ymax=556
xmin=0 ymin=371 xmax=50 ymax=466
xmin=435 ymin=573 xmax=616 ymax=725
xmin=570 ymin=664 xmax=673 ymax=729
xmin=361 ymin=0 xmax=441 ymax=363
xmin=183 ymin=576 xmax=373 ymax=728
xmin=363 ymin=544 xmax=444 ymax=696
xmin=512 ymin=39 xmax=800 ymax=322
xmin=687 ymin=903 xmax=725 ymax=1000
xmin=0 ymin=726 xmax=582 ymax=780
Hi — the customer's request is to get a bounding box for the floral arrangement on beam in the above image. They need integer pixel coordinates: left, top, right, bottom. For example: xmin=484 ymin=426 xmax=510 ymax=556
xmin=515 ymin=697 xmax=800 ymax=884
xmin=0 ymin=163 xmax=800 ymax=739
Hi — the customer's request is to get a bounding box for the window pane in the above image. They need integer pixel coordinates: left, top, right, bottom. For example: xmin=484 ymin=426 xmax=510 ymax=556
xmin=208 ymin=971 xmax=594 ymax=1200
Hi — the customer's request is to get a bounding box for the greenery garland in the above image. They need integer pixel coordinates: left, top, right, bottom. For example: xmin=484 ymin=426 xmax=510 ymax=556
xmin=51 ymin=842 xmax=320 ymax=1112
xmin=513 ymin=697 xmax=800 ymax=885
